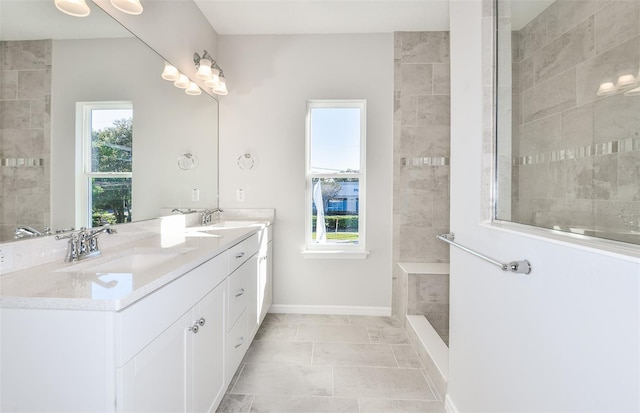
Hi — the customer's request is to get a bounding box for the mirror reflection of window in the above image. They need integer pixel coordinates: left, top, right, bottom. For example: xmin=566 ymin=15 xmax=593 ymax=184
xmin=495 ymin=0 xmax=640 ymax=246
xmin=78 ymin=102 xmax=133 ymax=228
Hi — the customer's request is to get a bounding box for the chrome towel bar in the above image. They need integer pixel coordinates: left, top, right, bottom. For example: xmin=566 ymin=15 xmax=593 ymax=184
xmin=437 ymin=233 xmax=532 ymax=274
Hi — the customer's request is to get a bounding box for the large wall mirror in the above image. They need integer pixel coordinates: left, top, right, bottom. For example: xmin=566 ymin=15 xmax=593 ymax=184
xmin=495 ymin=0 xmax=639 ymax=245
xmin=0 ymin=0 xmax=219 ymax=243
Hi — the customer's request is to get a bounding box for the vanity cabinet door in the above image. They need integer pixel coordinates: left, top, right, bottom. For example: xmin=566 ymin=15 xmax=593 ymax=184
xmin=191 ymin=280 xmax=226 ymax=413
xmin=260 ymin=240 xmax=273 ymax=323
xmin=119 ymin=312 xmax=191 ymax=413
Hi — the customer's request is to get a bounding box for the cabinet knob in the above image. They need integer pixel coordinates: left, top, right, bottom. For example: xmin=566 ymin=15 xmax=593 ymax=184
xmin=235 ymin=288 xmax=245 ymax=298
xmin=235 ymin=252 xmax=245 ymax=259
xmin=198 ymin=317 xmax=206 ymax=327
xmin=189 ymin=324 xmax=199 ymax=334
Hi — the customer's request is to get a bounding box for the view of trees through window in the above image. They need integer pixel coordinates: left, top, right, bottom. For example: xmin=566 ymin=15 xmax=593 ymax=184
xmin=88 ymin=108 xmax=133 ymax=227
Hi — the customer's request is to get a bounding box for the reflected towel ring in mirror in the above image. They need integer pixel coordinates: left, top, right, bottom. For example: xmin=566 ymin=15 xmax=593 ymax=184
xmin=177 ymin=153 xmax=199 ymax=170
xmin=237 ymin=153 xmax=255 ymax=170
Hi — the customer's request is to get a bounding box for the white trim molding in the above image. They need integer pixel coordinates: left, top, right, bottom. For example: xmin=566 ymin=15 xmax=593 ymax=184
xmin=445 ymin=394 xmax=459 ymax=413
xmin=269 ymin=304 xmax=391 ymax=316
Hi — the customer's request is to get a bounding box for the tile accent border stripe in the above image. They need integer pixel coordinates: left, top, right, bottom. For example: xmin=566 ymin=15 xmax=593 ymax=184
xmin=1 ymin=158 xmax=45 ymax=167
xmin=514 ymin=137 xmax=640 ymax=166
xmin=401 ymin=157 xmax=450 ymax=166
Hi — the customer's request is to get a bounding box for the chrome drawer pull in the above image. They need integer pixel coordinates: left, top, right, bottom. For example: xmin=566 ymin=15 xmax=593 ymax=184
xmin=198 ymin=317 xmax=205 ymax=327
xmin=235 ymin=288 xmax=245 ymax=297
xmin=235 ymin=252 xmax=245 ymax=259
xmin=189 ymin=324 xmax=199 ymax=334
xmin=234 ymin=337 xmax=244 ymax=348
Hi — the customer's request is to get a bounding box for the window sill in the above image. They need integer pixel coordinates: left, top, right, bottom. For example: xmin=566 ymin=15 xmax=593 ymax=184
xmin=301 ymin=250 xmax=370 ymax=259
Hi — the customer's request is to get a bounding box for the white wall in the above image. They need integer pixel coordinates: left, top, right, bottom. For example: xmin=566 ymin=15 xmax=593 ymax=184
xmin=51 ymin=38 xmax=218 ymax=230
xmin=448 ymin=2 xmax=640 ymax=411
xmin=218 ymin=34 xmax=394 ymax=311
xmin=92 ymin=0 xmax=219 ymax=89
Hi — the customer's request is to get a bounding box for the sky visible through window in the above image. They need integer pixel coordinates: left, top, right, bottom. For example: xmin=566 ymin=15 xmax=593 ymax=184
xmin=310 ymin=107 xmax=360 ymax=173
xmin=91 ymin=109 xmax=132 ymax=131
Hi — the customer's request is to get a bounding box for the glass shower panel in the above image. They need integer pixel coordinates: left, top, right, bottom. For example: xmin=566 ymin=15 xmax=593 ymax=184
xmin=496 ymin=0 xmax=640 ymax=245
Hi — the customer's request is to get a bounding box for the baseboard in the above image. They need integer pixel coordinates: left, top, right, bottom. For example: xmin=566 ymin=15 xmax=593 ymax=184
xmin=269 ymin=304 xmax=391 ymax=316
xmin=444 ymin=394 xmax=459 ymax=413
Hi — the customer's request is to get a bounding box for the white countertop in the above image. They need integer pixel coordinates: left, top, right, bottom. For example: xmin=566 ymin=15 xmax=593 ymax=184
xmin=0 ymin=223 xmax=267 ymax=312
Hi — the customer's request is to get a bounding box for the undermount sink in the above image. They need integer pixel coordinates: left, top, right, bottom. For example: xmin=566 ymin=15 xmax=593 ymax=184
xmin=199 ymin=221 xmax=262 ymax=230
xmin=56 ymin=249 xmax=191 ymax=274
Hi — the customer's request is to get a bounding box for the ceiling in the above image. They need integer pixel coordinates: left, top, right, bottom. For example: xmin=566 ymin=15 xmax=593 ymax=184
xmin=193 ymin=0 xmax=451 ymax=35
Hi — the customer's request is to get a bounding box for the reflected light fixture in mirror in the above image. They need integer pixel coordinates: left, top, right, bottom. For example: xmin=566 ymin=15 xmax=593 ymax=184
xmin=174 ymin=74 xmax=190 ymax=89
xmin=185 ymin=82 xmax=202 ymax=96
xmin=161 ymin=63 xmax=180 ymax=81
xmin=110 ymin=0 xmax=144 ymax=15
xmin=54 ymin=0 xmax=91 ymax=17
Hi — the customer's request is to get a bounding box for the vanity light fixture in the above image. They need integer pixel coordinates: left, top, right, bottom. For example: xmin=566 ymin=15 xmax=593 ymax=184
xmin=212 ymin=73 xmax=228 ymax=96
xmin=110 ymin=0 xmax=143 ymax=15
xmin=161 ymin=63 xmax=180 ymax=81
xmin=596 ymin=81 xmax=616 ymax=97
xmin=616 ymin=73 xmax=637 ymax=89
xmin=185 ymin=82 xmax=202 ymax=96
xmin=194 ymin=50 xmax=228 ymax=95
xmin=54 ymin=0 xmax=91 ymax=17
xmin=174 ymin=74 xmax=190 ymax=89
xmin=624 ymin=86 xmax=640 ymax=96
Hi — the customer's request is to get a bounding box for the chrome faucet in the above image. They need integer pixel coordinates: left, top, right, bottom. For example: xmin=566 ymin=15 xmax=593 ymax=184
xmin=171 ymin=208 xmax=195 ymax=215
xmin=14 ymin=226 xmax=50 ymax=239
xmin=56 ymin=226 xmax=117 ymax=262
xmin=201 ymin=208 xmax=223 ymax=226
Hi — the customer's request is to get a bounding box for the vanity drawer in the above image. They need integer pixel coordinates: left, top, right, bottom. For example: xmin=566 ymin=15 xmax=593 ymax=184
xmin=227 ymin=260 xmax=250 ymax=331
xmin=225 ymin=311 xmax=248 ymax=381
xmin=228 ymin=234 xmax=259 ymax=274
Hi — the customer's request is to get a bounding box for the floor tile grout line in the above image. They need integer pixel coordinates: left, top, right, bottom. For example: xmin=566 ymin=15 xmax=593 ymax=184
xmin=228 ymin=363 xmax=246 ymax=394
xmin=390 ymin=343 xmax=401 ymax=368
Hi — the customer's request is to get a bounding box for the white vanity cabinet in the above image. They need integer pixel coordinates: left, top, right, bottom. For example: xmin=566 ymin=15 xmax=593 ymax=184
xmin=118 ymin=278 xmax=226 ymax=413
xmin=0 ymin=225 xmax=274 ymax=413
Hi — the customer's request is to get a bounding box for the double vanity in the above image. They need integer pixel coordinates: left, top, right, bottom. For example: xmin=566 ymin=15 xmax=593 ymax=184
xmin=0 ymin=214 xmax=273 ymax=412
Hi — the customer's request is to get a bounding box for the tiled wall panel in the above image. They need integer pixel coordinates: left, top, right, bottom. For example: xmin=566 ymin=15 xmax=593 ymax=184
xmin=0 ymin=40 xmax=51 ymax=241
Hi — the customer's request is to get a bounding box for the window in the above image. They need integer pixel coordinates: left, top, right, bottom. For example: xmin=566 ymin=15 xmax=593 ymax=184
xmin=305 ymin=100 xmax=366 ymax=255
xmin=76 ymin=102 xmax=133 ymax=228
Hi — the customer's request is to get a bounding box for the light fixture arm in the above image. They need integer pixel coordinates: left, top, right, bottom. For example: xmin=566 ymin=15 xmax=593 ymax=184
xmin=193 ymin=50 xmax=216 ymax=69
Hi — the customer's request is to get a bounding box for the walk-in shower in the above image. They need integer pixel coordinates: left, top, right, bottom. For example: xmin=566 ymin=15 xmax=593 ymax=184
xmin=495 ymin=0 xmax=640 ymax=246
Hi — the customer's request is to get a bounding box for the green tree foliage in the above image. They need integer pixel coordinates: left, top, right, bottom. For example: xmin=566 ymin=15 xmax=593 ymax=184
xmin=91 ymin=118 xmax=132 ymax=226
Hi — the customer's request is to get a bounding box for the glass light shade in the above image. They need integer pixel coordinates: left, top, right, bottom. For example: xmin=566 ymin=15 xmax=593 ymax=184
xmin=204 ymin=73 xmax=220 ymax=88
xmin=161 ymin=63 xmax=179 ymax=81
xmin=55 ymin=0 xmax=90 ymax=17
xmin=174 ymin=74 xmax=190 ymax=89
xmin=212 ymin=77 xmax=228 ymax=96
xmin=616 ymin=73 xmax=637 ymax=89
xmin=185 ymin=82 xmax=202 ymax=96
xmin=624 ymin=86 xmax=640 ymax=96
xmin=110 ymin=0 xmax=143 ymax=15
xmin=196 ymin=59 xmax=212 ymax=80
xmin=596 ymin=81 xmax=616 ymax=96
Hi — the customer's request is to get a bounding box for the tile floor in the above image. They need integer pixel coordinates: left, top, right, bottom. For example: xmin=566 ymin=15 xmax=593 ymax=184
xmin=216 ymin=313 xmax=445 ymax=413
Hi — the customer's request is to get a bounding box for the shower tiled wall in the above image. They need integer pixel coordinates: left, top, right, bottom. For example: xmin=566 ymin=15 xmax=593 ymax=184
xmin=392 ymin=32 xmax=451 ymax=318
xmin=0 ymin=40 xmax=52 ymax=241
xmin=510 ymin=0 xmax=640 ymax=244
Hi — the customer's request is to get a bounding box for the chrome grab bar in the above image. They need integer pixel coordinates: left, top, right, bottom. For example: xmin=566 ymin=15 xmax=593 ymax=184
xmin=437 ymin=233 xmax=532 ymax=274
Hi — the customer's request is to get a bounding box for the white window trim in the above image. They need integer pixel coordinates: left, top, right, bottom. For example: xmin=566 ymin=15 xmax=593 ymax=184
xmin=75 ymin=101 xmax=133 ymax=229
xmin=303 ymin=99 xmax=367 ymax=257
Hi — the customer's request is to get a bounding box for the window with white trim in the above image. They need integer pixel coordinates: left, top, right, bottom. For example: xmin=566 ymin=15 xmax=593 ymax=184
xmin=76 ymin=102 xmax=133 ymax=228
xmin=305 ymin=100 xmax=366 ymax=253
